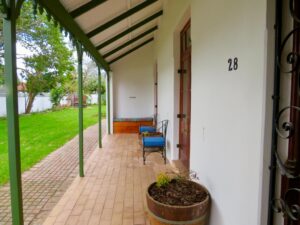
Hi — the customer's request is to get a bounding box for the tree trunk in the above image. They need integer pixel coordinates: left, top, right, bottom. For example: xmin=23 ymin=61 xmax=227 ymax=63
xmin=25 ymin=93 xmax=35 ymax=114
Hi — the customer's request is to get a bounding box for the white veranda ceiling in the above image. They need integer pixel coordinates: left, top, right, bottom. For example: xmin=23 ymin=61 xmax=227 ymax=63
xmin=60 ymin=0 xmax=163 ymax=64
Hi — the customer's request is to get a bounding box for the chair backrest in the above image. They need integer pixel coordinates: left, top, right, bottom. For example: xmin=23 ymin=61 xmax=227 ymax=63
xmin=157 ymin=120 xmax=168 ymax=137
xmin=153 ymin=113 xmax=158 ymax=126
xmin=163 ymin=120 xmax=168 ymax=137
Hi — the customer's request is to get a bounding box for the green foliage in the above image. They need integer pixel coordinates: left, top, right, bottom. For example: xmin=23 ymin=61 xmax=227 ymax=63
xmin=156 ymin=173 xmax=171 ymax=188
xmin=50 ymin=86 xmax=65 ymax=107
xmin=83 ymin=75 xmax=106 ymax=95
xmin=0 ymin=1 xmax=42 ymax=78
xmin=25 ymin=72 xmax=55 ymax=94
xmin=63 ymin=73 xmax=77 ymax=95
xmin=50 ymin=73 xmax=77 ymax=107
xmin=82 ymin=58 xmax=106 ymax=95
xmin=83 ymin=75 xmax=98 ymax=94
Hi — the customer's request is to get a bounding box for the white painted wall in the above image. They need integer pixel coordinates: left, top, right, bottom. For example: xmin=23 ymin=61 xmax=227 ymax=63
xmin=111 ymin=43 xmax=155 ymax=119
xmin=154 ymin=0 xmax=272 ymax=225
xmin=190 ymin=1 xmax=268 ymax=225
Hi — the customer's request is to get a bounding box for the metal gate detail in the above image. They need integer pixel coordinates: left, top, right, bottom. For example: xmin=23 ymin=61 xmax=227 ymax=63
xmin=269 ymin=0 xmax=300 ymax=224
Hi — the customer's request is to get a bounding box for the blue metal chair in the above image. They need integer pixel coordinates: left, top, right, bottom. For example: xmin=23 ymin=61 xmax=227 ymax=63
xmin=139 ymin=114 xmax=157 ymax=134
xmin=142 ymin=120 xmax=168 ymax=164
xmin=139 ymin=126 xmax=156 ymax=133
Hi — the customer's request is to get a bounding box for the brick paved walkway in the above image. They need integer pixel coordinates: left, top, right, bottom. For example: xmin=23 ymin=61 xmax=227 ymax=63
xmin=0 ymin=121 xmax=106 ymax=225
xmin=42 ymin=134 xmax=174 ymax=225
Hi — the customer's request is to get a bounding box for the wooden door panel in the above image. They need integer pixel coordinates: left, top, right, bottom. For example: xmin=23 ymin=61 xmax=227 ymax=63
xmin=179 ymin=21 xmax=191 ymax=169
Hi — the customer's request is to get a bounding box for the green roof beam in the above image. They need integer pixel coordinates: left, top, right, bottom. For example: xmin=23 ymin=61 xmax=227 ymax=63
xmin=70 ymin=0 xmax=107 ymax=18
xmin=37 ymin=0 xmax=110 ymax=71
xmin=87 ymin=0 xmax=158 ymax=38
xmin=103 ymin=26 xmax=157 ymax=58
xmin=96 ymin=10 xmax=163 ymax=50
xmin=108 ymin=37 xmax=154 ymax=64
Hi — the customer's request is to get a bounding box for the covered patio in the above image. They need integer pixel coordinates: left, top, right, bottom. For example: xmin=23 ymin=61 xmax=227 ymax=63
xmin=42 ymin=134 xmax=174 ymax=225
xmin=2 ymin=0 xmax=300 ymax=225
xmin=2 ymin=1 xmax=164 ymax=224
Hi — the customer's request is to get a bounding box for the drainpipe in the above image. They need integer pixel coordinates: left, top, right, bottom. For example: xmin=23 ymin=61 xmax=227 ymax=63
xmin=267 ymin=0 xmax=282 ymax=224
xmin=98 ymin=66 xmax=102 ymax=148
xmin=76 ymin=41 xmax=84 ymax=177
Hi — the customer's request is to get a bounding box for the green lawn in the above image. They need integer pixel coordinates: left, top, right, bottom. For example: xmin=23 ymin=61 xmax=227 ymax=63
xmin=0 ymin=104 xmax=106 ymax=185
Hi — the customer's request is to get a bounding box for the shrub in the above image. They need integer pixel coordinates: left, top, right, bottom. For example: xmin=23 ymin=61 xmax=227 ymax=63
xmin=50 ymin=87 xmax=65 ymax=107
xmin=156 ymin=173 xmax=171 ymax=188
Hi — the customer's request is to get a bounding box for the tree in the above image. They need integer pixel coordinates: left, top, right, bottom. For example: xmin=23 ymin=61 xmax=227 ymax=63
xmin=0 ymin=1 xmax=75 ymax=113
xmin=83 ymin=75 xmax=97 ymax=95
xmin=50 ymin=73 xmax=77 ymax=107
xmin=0 ymin=1 xmax=42 ymax=85
xmin=82 ymin=58 xmax=106 ymax=95
xmin=61 ymin=57 xmax=106 ymax=96
xmin=17 ymin=1 xmax=75 ymax=113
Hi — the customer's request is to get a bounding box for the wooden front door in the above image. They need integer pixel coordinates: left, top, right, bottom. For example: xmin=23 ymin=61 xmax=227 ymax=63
xmin=179 ymin=21 xmax=191 ymax=169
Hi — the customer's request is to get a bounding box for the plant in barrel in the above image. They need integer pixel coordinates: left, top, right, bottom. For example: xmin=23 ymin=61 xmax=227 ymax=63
xmin=146 ymin=172 xmax=210 ymax=225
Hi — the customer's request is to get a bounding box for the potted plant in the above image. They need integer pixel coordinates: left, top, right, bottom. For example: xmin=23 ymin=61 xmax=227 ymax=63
xmin=146 ymin=172 xmax=210 ymax=225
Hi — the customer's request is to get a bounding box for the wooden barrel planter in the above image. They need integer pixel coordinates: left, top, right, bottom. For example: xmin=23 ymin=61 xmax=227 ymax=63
xmin=146 ymin=181 xmax=210 ymax=225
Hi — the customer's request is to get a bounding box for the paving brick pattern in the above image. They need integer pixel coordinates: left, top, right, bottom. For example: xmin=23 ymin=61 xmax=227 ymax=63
xmin=0 ymin=121 xmax=106 ymax=225
xmin=42 ymin=134 xmax=173 ymax=225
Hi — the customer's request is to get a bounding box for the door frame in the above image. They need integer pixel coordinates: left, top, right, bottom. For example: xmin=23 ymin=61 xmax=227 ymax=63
xmin=178 ymin=20 xmax=191 ymax=169
xmin=154 ymin=62 xmax=158 ymax=126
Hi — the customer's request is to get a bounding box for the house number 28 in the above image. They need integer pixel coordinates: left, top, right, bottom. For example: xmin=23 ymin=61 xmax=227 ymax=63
xmin=228 ymin=57 xmax=238 ymax=71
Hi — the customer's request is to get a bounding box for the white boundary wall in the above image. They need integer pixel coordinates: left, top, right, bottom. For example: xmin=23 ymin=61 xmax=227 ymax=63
xmin=0 ymin=93 xmax=100 ymax=117
xmin=0 ymin=93 xmax=52 ymax=116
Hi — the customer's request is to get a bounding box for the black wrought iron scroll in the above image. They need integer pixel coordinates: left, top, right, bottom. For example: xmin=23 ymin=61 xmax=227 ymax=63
xmin=272 ymin=188 xmax=300 ymax=222
xmin=270 ymin=0 xmax=300 ymax=224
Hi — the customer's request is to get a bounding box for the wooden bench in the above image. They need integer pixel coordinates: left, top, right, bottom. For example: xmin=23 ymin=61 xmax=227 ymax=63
xmin=113 ymin=118 xmax=153 ymax=133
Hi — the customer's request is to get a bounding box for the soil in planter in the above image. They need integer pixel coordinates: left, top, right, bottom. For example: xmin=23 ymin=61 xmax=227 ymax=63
xmin=149 ymin=179 xmax=208 ymax=206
